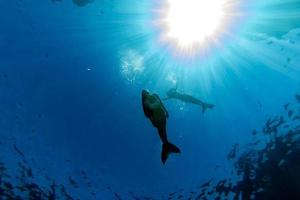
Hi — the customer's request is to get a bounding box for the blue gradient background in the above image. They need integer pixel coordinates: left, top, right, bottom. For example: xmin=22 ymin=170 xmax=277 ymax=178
xmin=0 ymin=0 xmax=300 ymax=199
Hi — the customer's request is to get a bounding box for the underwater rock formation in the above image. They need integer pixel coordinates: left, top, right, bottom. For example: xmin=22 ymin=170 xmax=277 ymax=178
xmin=0 ymin=160 xmax=74 ymax=199
xmin=0 ymin=143 xmax=76 ymax=199
xmin=165 ymin=93 xmax=300 ymax=200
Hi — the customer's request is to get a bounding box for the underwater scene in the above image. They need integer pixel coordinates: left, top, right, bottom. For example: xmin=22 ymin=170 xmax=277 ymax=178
xmin=1 ymin=0 xmax=300 ymax=199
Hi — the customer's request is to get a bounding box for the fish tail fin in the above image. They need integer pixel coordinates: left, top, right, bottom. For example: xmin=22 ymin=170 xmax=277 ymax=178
xmin=202 ymin=103 xmax=215 ymax=113
xmin=161 ymin=142 xmax=181 ymax=164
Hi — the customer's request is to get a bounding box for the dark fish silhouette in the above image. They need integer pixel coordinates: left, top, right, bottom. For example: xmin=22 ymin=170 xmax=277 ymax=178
xmin=51 ymin=0 xmax=63 ymax=3
xmin=13 ymin=144 xmax=25 ymax=157
xmin=227 ymin=144 xmax=239 ymax=160
xmin=165 ymin=87 xmax=214 ymax=113
xmin=200 ymin=180 xmax=212 ymax=188
xmin=295 ymin=94 xmax=300 ymax=102
xmin=142 ymin=90 xmax=181 ymax=164
xmin=72 ymin=0 xmax=94 ymax=7
xmin=284 ymin=103 xmax=290 ymax=110
xmin=288 ymin=110 xmax=294 ymax=117
xmin=113 ymin=192 xmax=122 ymax=200
xmin=68 ymin=177 xmax=78 ymax=188
xmin=169 ymin=191 xmax=177 ymax=196
xmin=252 ymin=129 xmax=257 ymax=135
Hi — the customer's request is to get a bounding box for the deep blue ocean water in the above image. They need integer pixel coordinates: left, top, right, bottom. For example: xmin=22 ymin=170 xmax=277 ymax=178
xmin=0 ymin=0 xmax=300 ymax=199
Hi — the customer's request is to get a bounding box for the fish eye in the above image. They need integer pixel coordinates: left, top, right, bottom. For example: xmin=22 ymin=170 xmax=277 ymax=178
xmin=142 ymin=90 xmax=149 ymax=95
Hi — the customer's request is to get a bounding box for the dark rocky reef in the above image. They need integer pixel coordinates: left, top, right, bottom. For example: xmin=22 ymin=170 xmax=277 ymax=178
xmin=166 ymin=93 xmax=300 ymax=200
xmin=0 ymin=160 xmax=75 ymax=199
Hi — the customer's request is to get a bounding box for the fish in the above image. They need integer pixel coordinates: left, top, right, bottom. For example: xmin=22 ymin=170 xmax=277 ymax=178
xmin=165 ymin=88 xmax=214 ymax=113
xmin=13 ymin=144 xmax=25 ymax=157
xmin=142 ymin=90 xmax=181 ymax=164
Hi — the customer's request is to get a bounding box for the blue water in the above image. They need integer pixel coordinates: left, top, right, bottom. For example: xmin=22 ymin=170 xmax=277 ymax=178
xmin=0 ymin=0 xmax=300 ymax=199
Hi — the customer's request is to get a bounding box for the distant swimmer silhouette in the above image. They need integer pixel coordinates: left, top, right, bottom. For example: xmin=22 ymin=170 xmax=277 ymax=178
xmin=142 ymin=89 xmax=181 ymax=164
xmin=164 ymin=86 xmax=215 ymax=113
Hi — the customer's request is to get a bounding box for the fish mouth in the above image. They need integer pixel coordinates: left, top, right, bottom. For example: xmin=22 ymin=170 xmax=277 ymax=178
xmin=142 ymin=89 xmax=150 ymax=100
xmin=142 ymin=89 xmax=149 ymax=96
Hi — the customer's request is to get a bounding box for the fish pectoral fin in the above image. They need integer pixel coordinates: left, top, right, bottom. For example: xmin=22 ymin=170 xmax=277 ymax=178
xmin=202 ymin=103 xmax=215 ymax=113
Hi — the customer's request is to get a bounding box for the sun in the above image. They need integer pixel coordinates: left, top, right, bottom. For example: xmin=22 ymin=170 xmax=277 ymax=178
xmin=159 ymin=0 xmax=232 ymax=49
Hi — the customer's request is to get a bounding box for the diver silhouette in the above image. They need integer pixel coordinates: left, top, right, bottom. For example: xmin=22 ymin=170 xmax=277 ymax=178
xmin=164 ymin=85 xmax=214 ymax=113
xmin=142 ymin=89 xmax=181 ymax=164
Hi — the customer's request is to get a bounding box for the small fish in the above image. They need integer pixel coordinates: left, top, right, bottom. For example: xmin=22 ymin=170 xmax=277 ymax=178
xmin=293 ymin=116 xmax=300 ymax=121
xmin=227 ymin=144 xmax=239 ymax=160
xmin=200 ymin=180 xmax=212 ymax=188
xmin=80 ymin=170 xmax=87 ymax=178
xmin=13 ymin=144 xmax=25 ymax=157
xmin=26 ymin=168 xmax=33 ymax=177
xmin=68 ymin=177 xmax=78 ymax=188
xmin=72 ymin=0 xmax=94 ymax=7
xmin=113 ymin=192 xmax=122 ymax=200
xmin=288 ymin=110 xmax=293 ymax=117
xmin=169 ymin=191 xmax=177 ymax=196
xmin=295 ymin=94 xmax=300 ymax=103
xmin=284 ymin=103 xmax=289 ymax=110
xmin=51 ymin=0 xmax=63 ymax=3
xmin=91 ymin=191 xmax=96 ymax=196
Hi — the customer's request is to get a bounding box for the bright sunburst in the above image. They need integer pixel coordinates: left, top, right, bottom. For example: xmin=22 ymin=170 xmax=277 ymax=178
xmin=157 ymin=0 xmax=235 ymax=51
